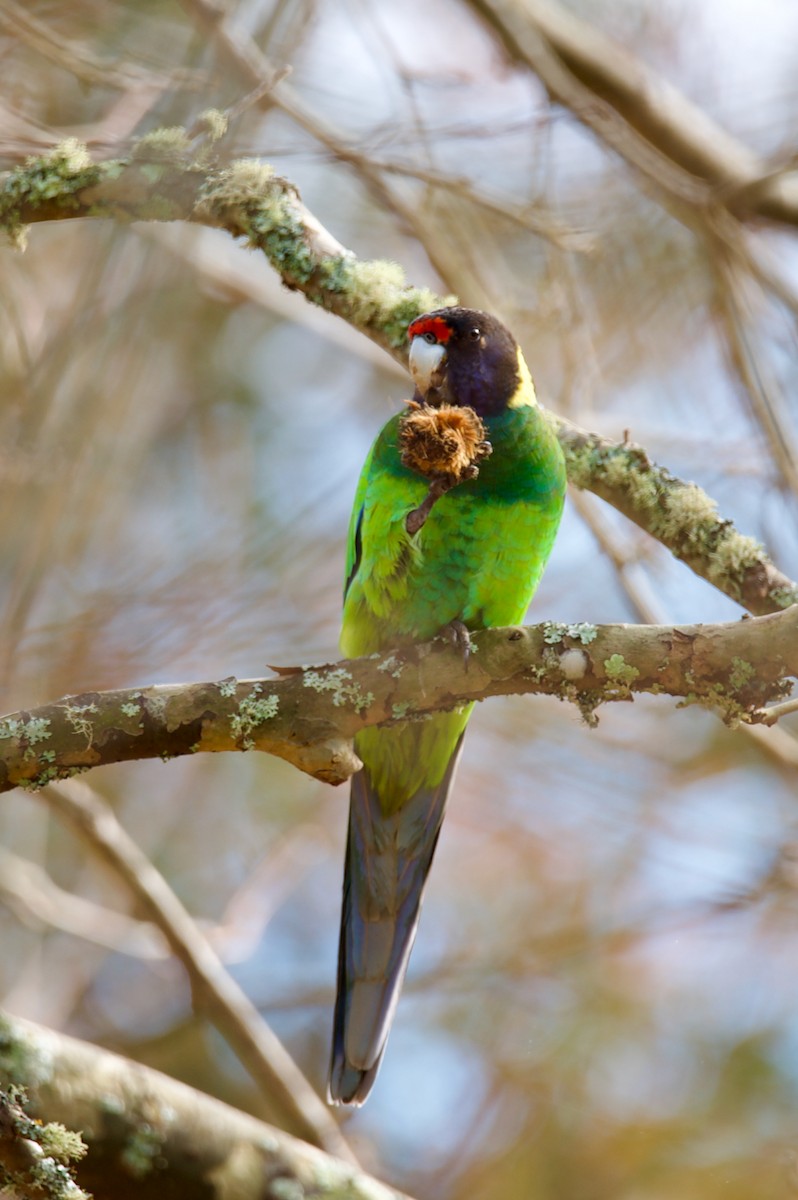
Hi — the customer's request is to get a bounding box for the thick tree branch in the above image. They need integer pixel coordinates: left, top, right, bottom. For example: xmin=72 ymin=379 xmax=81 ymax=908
xmin=0 ymin=1011 xmax=411 ymax=1200
xmin=1 ymin=141 xmax=795 ymax=616
xmin=2 ymin=609 xmax=795 ymax=792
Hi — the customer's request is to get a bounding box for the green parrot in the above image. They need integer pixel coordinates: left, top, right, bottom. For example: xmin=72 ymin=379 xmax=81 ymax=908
xmin=328 ymin=307 xmax=566 ymax=1106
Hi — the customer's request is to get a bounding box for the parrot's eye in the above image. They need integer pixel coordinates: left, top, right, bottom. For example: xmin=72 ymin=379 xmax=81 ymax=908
xmin=468 ymin=327 xmax=481 ymax=341
xmin=422 ymin=332 xmax=438 ymax=344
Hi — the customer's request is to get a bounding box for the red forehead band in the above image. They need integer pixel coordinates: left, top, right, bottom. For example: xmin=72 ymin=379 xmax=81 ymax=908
xmin=407 ymin=315 xmax=453 ymax=344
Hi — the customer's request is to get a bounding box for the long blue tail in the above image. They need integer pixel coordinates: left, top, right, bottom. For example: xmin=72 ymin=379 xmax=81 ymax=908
xmin=328 ymin=734 xmax=465 ymax=1106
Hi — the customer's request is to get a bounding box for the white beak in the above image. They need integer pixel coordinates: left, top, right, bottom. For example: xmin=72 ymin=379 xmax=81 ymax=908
xmin=409 ymin=336 xmax=446 ymax=398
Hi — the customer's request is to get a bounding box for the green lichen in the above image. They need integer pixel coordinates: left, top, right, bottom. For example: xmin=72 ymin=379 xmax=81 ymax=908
xmin=0 ymin=139 xmax=102 ymax=245
xmin=317 ymin=256 xmax=449 ymax=346
xmin=706 ymin=528 xmax=766 ymax=596
xmin=199 ymin=160 xmax=316 ymax=282
xmin=29 ymin=1155 xmax=86 ymax=1197
xmin=391 ymin=702 xmax=411 ymax=719
xmin=322 ymin=257 xmax=407 ymax=310
xmin=145 ymin=692 xmax=167 ymax=721
xmin=653 ymin=481 xmax=719 ymax=547
xmin=132 ymin=126 xmax=192 ymax=164
xmin=177 ymin=152 xmax=451 ymax=344
xmin=120 ymin=702 xmax=141 ymax=718
xmin=0 ymin=1087 xmax=89 ymax=1199
xmin=728 ymin=656 xmax=755 ymax=691
xmin=121 ymin=1122 xmax=165 ymax=1180
xmin=21 ymin=763 xmax=91 ymax=792
xmin=0 ymin=715 xmax=51 ymax=745
xmin=603 ymin=654 xmax=640 ymax=686
xmin=37 ymin=1123 xmax=87 ymax=1167
xmin=770 ymin=585 xmax=798 ymax=609
xmin=195 ymin=108 xmax=228 ymax=144
xmin=562 ymin=433 xmax=784 ymax=607
xmin=205 ymin=158 xmax=275 ymax=204
xmin=377 ymin=654 xmax=404 ymax=678
xmin=318 ymin=253 xmax=358 ymax=293
xmin=230 ymin=685 xmax=279 ymax=750
xmin=560 ymin=441 xmax=596 ymax=490
xmin=302 ymin=667 xmax=374 ymax=713
xmin=0 ymin=1026 xmax=46 ymax=1088
xmin=542 ymin=621 xmax=598 ymax=645
xmin=677 ymin=684 xmax=740 ymax=726
xmin=218 ymin=678 xmax=238 ymax=698
xmin=63 ymin=702 xmax=98 ymax=742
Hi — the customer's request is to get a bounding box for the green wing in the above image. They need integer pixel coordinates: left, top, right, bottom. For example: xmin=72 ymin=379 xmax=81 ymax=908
xmin=343 ymin=440 xmax=374 ymax=603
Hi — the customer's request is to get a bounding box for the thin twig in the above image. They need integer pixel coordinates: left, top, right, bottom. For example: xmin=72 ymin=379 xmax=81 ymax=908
xmin=465 ymin=0 xmax=798 ymax=226
xmin=0 ymin=1 xmax=204 ymax=92
xmin=38 ymin=779 xmax=356 ymax=1165
xmin=756 ymin=695 xmax=798 ymax=727
xmin=711 ymin=250 xmax=798 ymax=496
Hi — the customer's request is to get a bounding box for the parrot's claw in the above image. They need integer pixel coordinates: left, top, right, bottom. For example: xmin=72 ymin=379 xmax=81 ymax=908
xmin=442 ymin=618 xmax=472 ymax=668
xmin=406 ymin=476 xmax=454 ymax=536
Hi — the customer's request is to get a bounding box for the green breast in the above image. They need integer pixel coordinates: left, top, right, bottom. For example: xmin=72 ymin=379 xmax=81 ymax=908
xmin=341 ymin=403 xmax=566 ymax=656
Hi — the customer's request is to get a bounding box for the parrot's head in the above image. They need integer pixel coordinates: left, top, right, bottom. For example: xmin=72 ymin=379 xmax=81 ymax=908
xmin=407 ymin=307 xmax=535 ymax=417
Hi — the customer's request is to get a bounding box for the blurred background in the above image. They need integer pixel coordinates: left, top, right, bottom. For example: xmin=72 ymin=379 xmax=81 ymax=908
xmin=1 ymin=0 xmax=798 ymax=1196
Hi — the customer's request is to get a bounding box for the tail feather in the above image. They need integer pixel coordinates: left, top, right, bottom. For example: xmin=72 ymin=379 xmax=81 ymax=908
xmin=328 ymin=734 xmax=465 ymax=1106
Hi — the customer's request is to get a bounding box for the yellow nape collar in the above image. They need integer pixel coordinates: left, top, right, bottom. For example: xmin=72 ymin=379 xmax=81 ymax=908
xmin=508 ymin=347 xmax=538 ymax=408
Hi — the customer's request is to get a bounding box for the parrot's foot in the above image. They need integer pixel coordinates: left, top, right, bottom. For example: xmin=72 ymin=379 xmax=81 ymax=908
xmin=406 ymin=476 xmax=455 ymax=536
xmin=442 ymin=618 xmax=472 ymax=667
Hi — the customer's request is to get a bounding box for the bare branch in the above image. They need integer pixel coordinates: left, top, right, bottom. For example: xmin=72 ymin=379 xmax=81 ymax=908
xmin=466 ymin=0 xmax=798 ymax=226
xmin=0 ymin=847 xmax=166 ymax=959
xmin=710 ymin=250 xmax=798 ymax=494
xmin=34 ymin=779 xmax=355 ymax=1166
xmin=0 ymin=0 xmax=204 ymax=94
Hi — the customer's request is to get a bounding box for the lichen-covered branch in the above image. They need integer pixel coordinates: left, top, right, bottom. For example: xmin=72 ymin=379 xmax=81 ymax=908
xmin=0 ymin=1012 xmax=411 ymax=1200
xmin=558 ymin=418 xmax=798 ymax=615
xmin=1 ymin=138 xmax=795 ymax=614
xmin=0 ymin=136 xmax=442 ymax=354
xmin=2 ymin=608 xmax=795 ymax=793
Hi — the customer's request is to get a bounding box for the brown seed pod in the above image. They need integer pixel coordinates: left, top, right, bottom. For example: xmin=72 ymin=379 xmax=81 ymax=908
xmin=399 ymin=402 xmax=492 ymax=484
